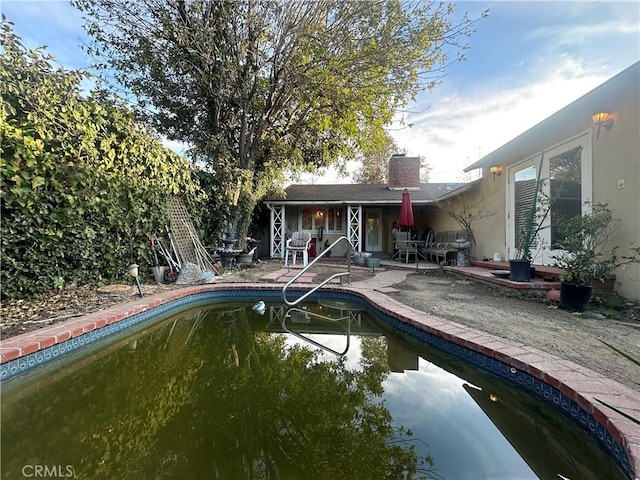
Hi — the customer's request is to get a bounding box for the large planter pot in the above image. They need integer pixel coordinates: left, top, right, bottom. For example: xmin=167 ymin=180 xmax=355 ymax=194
xmin=509 ymin=259 xmax=531 ymax=282
xmin=366 ymin=257 xmax=381 ymax=268
xmin=559 ymin=281 xmax=593 ymax=312
xmin=351 ymin=251 xmax=371 ymax=266
xmin=237 ymin=253 xmax=254 ymax=265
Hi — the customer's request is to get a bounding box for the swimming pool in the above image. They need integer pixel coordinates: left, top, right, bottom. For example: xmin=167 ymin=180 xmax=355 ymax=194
xmin=1 ymin=286 xmax=637 ymax=479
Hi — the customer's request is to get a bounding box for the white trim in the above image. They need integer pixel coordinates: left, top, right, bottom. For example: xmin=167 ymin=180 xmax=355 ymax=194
xmin=506 ymin=130 xmax=592 ymax=263
xmin=348 ymin=206 xmax=362 ymax=252
xmin=269 ymin=204 xmax=285 ymax=258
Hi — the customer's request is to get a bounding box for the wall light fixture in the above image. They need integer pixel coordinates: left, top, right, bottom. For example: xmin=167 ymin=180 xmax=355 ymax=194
xmin=489 ymin=166 xmax=502 ymax=181
xmin=592 ymin=112 xmax=614 ymax=139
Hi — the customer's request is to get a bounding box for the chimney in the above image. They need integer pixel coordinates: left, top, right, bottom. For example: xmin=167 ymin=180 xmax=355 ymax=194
xmin=388 ymin=154 xmax=420 ymax=190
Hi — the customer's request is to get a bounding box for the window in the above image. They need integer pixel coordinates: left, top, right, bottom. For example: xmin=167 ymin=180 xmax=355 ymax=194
xmin=300 ymin=207 xmax=343 ymax=232
xmin=327 ymin=207 xmax=343 ymax=232
xmin=301 ymin=207 xmax=314 ymax=230
xmin=549 ymin=146 xmax=582 ymax=248
xmin=514 ymin=165 xmax=538 ymax=254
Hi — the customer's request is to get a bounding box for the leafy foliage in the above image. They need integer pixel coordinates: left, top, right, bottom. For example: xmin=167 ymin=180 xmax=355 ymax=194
xmin=552 ymin=203 xmax=640 ymax=286
xmin=73 ymin=0 xmax=488 ymax=246
xmin=352 ymin=132 xmax=402 ymax=184
xmin=0 ymin=20 xmax=204 ymax=298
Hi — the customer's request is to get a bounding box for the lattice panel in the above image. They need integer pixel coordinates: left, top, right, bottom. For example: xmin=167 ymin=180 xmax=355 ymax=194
xmin=269 ymin=305 xmax=287 ymax=324
xmin=270 ymin=205 xmax=285 ymax=258
xmin=348 ymin=205 xmax=361 ymax=252
xmin=167 ymin=197 xmax=218 ymax=273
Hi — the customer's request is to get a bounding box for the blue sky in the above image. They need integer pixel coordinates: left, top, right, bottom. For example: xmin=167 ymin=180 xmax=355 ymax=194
xmin=3 ymin=1 xmax=639 ymax=182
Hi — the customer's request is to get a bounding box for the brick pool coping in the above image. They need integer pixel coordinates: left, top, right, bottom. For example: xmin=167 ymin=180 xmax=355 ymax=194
xmin=1 ymin=282 xmax=639 ymax=479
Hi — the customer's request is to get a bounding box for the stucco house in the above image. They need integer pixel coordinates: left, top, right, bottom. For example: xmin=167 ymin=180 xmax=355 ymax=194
xmin=264 ymin=61 xmax=639 ymax=301
xmin=264 ymin=154 xmax=466 ymax=259
xmin=461 ymin=61 xmax=639 ymax=301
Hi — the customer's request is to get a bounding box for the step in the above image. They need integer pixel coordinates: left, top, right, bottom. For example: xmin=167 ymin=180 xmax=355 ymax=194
xmin=447 ymin=265 xmax=560 ymax=292
xmin=471 ymin=260 xmax=565 ymax=281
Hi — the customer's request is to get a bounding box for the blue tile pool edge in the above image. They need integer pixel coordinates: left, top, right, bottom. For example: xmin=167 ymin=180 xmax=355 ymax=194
xmin=0 ymin=285 xmax=636 ymax=479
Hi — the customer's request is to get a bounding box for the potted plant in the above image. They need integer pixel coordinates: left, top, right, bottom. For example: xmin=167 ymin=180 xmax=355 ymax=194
xmin=552 ymin=203 xmax=640 ymax=311
xmin=510 ymin=153 xmax=549 ymax=282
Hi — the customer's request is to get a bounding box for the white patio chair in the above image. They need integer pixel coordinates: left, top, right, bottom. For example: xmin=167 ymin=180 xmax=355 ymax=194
xmin=285 ymin=231 xmax=312 ymax=267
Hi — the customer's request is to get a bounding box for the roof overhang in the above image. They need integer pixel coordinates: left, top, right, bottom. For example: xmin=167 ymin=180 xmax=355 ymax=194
xmin=435 ymin=179 xmax=481 ymax=201
xmin=265 ymin=199 xmax=437 ymax=206
xmin=463 ymin=62 xmax=639 ymax=172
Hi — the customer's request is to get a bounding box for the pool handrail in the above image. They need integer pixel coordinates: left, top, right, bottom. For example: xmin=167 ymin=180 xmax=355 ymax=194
xmin=282 ymin=307 xmax=352 ymax=357
xmin=281 ymin=236 xmax=353 ymax=306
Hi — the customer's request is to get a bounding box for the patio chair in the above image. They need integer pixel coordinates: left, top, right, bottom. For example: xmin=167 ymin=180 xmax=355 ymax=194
xmin=285 ymin=231 xmax=312 ymax=267
xmin=394 ymin=231 xmax=418 ymax=263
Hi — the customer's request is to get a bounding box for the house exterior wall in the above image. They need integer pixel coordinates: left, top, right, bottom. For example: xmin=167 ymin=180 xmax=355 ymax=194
xmin=458 ymin=179 xmax=506 ymax=261
xmin=466 ymin=123 xmax=639 ymax=300
xmin=427 ymin=209 xmax=459 ymax=233
xmin=427 ymin=180 xmax=505 ymax=261
xmin=591 ymin=88 xmax=640 ymax=300
xmin=461 ymin=69 xmax=639 ymax=300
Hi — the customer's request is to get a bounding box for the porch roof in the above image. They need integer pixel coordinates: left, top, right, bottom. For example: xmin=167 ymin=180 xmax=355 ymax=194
xmin=265 ymin=182 xmax=467 ymax=205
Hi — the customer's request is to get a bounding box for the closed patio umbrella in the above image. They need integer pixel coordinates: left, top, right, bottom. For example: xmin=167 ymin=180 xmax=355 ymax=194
xmin=398 ymin=188 xmax=414 ymax=229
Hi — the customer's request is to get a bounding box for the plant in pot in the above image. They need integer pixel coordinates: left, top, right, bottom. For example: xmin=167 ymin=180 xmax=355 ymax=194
xmin=551 ymin=203 xmax=640 ymax=312
xmin=510 ymin=153 xmax=550 ymax=282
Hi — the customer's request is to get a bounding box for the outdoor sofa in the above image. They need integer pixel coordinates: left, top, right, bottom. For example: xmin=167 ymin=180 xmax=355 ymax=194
xmin=421 ymin=230 xmax=466 ymax=265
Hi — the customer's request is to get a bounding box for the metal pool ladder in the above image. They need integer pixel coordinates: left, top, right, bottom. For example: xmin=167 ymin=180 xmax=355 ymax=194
xmin=281 ymin=236 xmax=353 ymax=306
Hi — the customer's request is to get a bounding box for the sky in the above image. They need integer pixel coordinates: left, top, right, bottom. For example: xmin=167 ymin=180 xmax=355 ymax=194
xmin=3 ymin=0 xmax=639 ymax=183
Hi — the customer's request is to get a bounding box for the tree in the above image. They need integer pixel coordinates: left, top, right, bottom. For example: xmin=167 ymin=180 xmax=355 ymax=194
xmin=352 ymin=132 xmax=401 ymax=184
xmin=74 ymin=0 xmax=488 ymax=246
xmin=435 ymin=184 xmax=496 ymax=258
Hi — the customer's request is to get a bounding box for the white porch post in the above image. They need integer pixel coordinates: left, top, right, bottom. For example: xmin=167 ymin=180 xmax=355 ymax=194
xmin=270 ymin=204 xmax=285 ymax=258
xmin=348 ymin=205 xmax=362 ymax=252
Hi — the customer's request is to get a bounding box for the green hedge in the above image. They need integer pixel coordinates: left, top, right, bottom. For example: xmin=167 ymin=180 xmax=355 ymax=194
xmin=1 ymin=21 xmax=205 ymax=298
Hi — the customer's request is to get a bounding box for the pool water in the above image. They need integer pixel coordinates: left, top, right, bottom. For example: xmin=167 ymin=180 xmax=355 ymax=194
xmin=1 ymin=299 xmax=625 ymax=479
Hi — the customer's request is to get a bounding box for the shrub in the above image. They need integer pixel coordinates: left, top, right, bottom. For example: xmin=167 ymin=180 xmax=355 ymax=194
xmin=1 ymin=21 xmax=205 ymax=298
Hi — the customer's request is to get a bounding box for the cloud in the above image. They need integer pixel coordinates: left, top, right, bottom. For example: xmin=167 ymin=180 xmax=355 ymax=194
xmin=390 ymin=55 xmax=615 ymax=182
xmin=9 ymin=0 xmax=637 ymax=187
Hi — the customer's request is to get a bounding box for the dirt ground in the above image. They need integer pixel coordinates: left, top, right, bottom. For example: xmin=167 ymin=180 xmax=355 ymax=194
xmin=2 ymin=260 xmax=639 ymax=392
xmin=386 ymin=270 xmax=640 ymax=392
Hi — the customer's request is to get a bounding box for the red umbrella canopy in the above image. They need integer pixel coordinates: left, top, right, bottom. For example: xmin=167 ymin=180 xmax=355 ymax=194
xmin=398 ymin=188 xmax=414 ymax=228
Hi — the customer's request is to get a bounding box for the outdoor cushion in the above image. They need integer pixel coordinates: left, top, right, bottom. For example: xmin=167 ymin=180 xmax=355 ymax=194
xmin=421 ymin=230 xmax=466 ymax=264
xmin=289 ymin=232 xmax=311 ymax=248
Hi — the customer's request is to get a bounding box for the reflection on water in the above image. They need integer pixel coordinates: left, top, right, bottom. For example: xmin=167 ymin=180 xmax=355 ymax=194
xmin=1 ymin=301 xmax=625 ymax=480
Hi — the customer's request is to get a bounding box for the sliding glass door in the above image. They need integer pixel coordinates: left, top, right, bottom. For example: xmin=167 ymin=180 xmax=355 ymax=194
xmin=508 ymin=134 xmax=591 ymax=264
